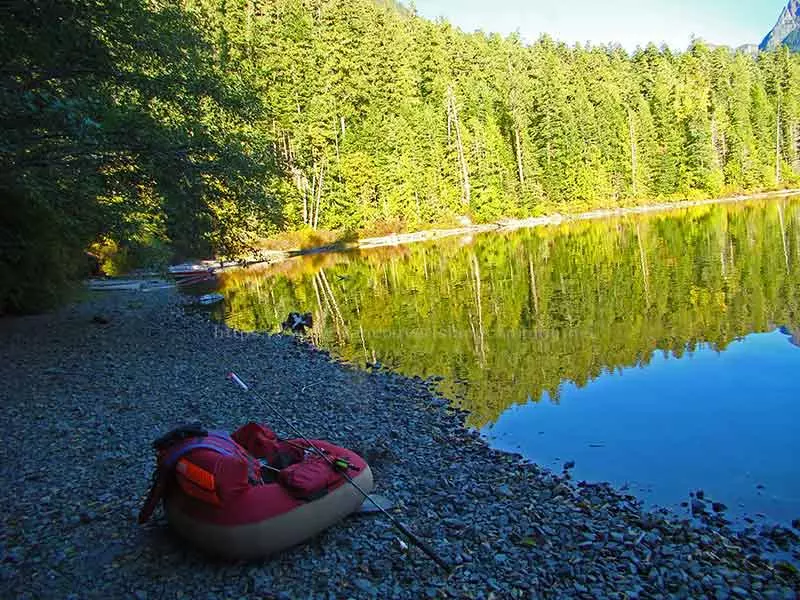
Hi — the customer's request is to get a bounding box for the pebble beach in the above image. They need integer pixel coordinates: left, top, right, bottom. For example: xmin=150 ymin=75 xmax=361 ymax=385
xmin=0 ymin=289 xmax=798 ymax=599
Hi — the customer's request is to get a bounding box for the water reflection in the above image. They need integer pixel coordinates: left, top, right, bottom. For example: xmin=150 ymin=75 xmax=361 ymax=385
xmin=220 ymin=197 xmax=800 ymax=425
xmin=216 ymin=197 xmax=800 ymax=521
xmin=485 ymin=329 xmax=800 ymax=523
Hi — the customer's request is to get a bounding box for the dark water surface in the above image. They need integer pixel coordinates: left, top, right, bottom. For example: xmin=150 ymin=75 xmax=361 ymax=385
xmin=216 ymin=197 xmax=800 ymax=524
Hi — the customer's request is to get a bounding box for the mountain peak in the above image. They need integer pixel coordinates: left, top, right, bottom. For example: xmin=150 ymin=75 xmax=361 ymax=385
xmin=761 ymin=0 xmax=800 ymax=51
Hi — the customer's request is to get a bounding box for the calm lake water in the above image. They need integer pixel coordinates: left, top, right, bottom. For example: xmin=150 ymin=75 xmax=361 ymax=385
xmin=214 ymin=197 xmax=800 ymax=525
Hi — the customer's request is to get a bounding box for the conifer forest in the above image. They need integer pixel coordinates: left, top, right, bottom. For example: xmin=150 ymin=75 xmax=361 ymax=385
xmin=3 ymin=0 xmax=800 ymax=310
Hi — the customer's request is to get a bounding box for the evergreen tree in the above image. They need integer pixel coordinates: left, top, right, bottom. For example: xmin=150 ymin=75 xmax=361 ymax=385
xmin=5 ymin=0 xmax=800 ymax=311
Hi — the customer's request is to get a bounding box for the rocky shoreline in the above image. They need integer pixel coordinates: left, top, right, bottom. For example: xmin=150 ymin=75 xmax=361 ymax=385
xmin=1 ymin=290 xmax=798 ymax=599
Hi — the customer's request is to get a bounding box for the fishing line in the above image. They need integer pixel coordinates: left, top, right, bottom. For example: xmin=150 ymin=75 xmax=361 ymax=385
xmin=227 ymin=371 xmax=452 ymax=572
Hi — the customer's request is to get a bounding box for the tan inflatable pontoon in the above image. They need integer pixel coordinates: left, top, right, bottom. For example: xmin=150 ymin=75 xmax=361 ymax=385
xmin=165 ymin=465 xmax=373 ymax=559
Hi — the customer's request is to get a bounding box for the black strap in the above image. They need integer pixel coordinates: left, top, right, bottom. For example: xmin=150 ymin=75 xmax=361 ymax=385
xmin=152 ymin=423 xmax=208 ymax=451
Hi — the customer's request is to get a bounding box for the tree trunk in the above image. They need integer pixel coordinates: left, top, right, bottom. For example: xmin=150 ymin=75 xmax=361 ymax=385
xmin=528 ymin=252 xmax=539 ymax=315
xmin=711 ymin=113 xmax=723 ymax=169
xmin=721 ymin=130 xmax=727 ymax=163
xmin=776 ymin=97 xmax=782 ymax=184
xmin=507 ymin=59 xmax=525 ymax=187
xmin=546 ymin=139 xmax=551 ymax=168
xmin=333 ymin=118 xmax=339 ymax=160
xmin=629 ymin=109 xmax=638 ymax=196
xmin=313 ymin=162 xmax=325 ymax=230
xmin=305 ymin=169 xmax=314 ymax=227
xmin=471 ymin=253 xmax=485 ymax=360
xmin=514 ymin=125 xmax=525 ymax=186
xmin=778 ymin=201 xmax=789 ymax=270
xmin=446 ymin=85 xmax=471 ymax=207
xmin=636 ymin=222 xmax=650 ymax=305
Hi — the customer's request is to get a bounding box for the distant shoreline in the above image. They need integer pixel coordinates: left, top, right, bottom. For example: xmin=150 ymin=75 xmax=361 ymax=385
xmin=205 ymin=188 xmax=800 ymax=272
xmin=356 ymin=188 xmax=800 ymax=250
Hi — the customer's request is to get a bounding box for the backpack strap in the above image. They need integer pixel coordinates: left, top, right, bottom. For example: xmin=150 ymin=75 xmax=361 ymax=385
xmin=152 ymin=423 xmax=208 ymax=451
xmin=138 ymin=430 xmax=261 ymax=524
xmin=161 ymin=431 xmax=260 ymax=480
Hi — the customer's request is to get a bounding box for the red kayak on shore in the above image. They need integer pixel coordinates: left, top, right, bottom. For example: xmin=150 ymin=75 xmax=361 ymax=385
xmin=139 ymin=423 xmax=373 ymax=559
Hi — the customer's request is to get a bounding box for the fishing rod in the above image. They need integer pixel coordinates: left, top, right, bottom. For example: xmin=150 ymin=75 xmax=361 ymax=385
xmin=227 ymin=371 xmax=452 ymax=573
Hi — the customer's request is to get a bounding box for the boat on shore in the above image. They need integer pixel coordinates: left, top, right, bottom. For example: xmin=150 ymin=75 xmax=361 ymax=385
xmin=197 ymin=293 xmax=224 ymax=306
xmin=140 ymin=425 xmax=373 ymax=559
xmin=87 ymin=278 xmax=173 ymax=292
xmin=166 ymin=438 xmax=372 ymax=559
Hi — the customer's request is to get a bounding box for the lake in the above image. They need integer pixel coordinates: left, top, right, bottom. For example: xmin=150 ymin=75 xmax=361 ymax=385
xmin=214 ymin=197 xmax=800 ymax=526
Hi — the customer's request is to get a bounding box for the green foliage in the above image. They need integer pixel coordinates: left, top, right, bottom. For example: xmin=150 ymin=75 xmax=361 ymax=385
xmin=0 ymin=0 xmax=281 ymax=311
xmin=253 ymin=2 xmax=800 ymax=227
xmin=4 ymin=0 xmax=800 ymax=312
xmin=0 ymin=186 xmax=88 ymax=313
xmin=219 ymin=196 xmax=800 ymax=428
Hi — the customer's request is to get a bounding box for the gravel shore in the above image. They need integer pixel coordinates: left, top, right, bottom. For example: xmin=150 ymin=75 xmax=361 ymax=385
xmin=1 ymin=290 xmax=798 ymax=599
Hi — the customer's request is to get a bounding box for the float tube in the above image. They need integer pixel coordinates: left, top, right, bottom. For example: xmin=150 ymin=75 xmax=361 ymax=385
xmin=140 ymin=425 xmax=373 ymax=560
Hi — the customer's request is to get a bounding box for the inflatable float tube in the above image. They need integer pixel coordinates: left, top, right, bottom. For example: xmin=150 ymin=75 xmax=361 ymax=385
xmin=165 ymin=439 xmax=373 ymax=560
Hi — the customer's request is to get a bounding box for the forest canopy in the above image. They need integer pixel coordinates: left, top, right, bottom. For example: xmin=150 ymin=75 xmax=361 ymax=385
xmin=3 ymin=0 xmax=800 ymax=311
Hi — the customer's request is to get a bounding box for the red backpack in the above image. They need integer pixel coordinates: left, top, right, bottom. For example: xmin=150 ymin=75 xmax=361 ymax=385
xmin=138 ymin=422 xmax=304 ymax=523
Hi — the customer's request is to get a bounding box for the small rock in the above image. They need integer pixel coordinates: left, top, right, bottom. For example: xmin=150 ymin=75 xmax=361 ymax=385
xmin=691 ymin=499 xmax=706 ymax=515
xmin=354 ymin=578 xmax=374 ymax=595
xmin=5 ymin=547 xmax=23 ymax=564
xmin=443 ymin=517 xmax=466 ymax=529
xmin=711 ymin=502 xmax=727 ymax=513
xmin=644 ymin=531 xmax=661 ymax=546
xmin=791 ymin=518 xmax=800 ymax=530
xmin=79 ymin=511 xmax=97 ymax=524
xmin=497 ymin=484 xmax=513 ymax=498
xmin=552 ymin=483 xmax=571 ymax=497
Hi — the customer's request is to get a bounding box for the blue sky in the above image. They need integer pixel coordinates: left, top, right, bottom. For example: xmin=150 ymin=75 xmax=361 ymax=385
xmin=411 ymin=0 xmax=788 ymax=51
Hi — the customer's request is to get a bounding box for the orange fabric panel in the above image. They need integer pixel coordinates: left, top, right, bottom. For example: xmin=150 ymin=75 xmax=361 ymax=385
xmin=181 ymin=448 xmax=252 ymax=503
xmin=176 ymin=459 xmax=222 ymax=506
xmin=177 ymin=459 xmax=216 ymax=490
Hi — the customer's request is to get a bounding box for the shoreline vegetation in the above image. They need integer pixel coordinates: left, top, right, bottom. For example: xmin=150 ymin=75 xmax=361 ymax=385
xmin=1 ymin=290 xmax=798 ymax=598
xmin=191 ymin=188 xmax=800 ymax=273
xmin=8 ymin=0 xmax=800 ymax=313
